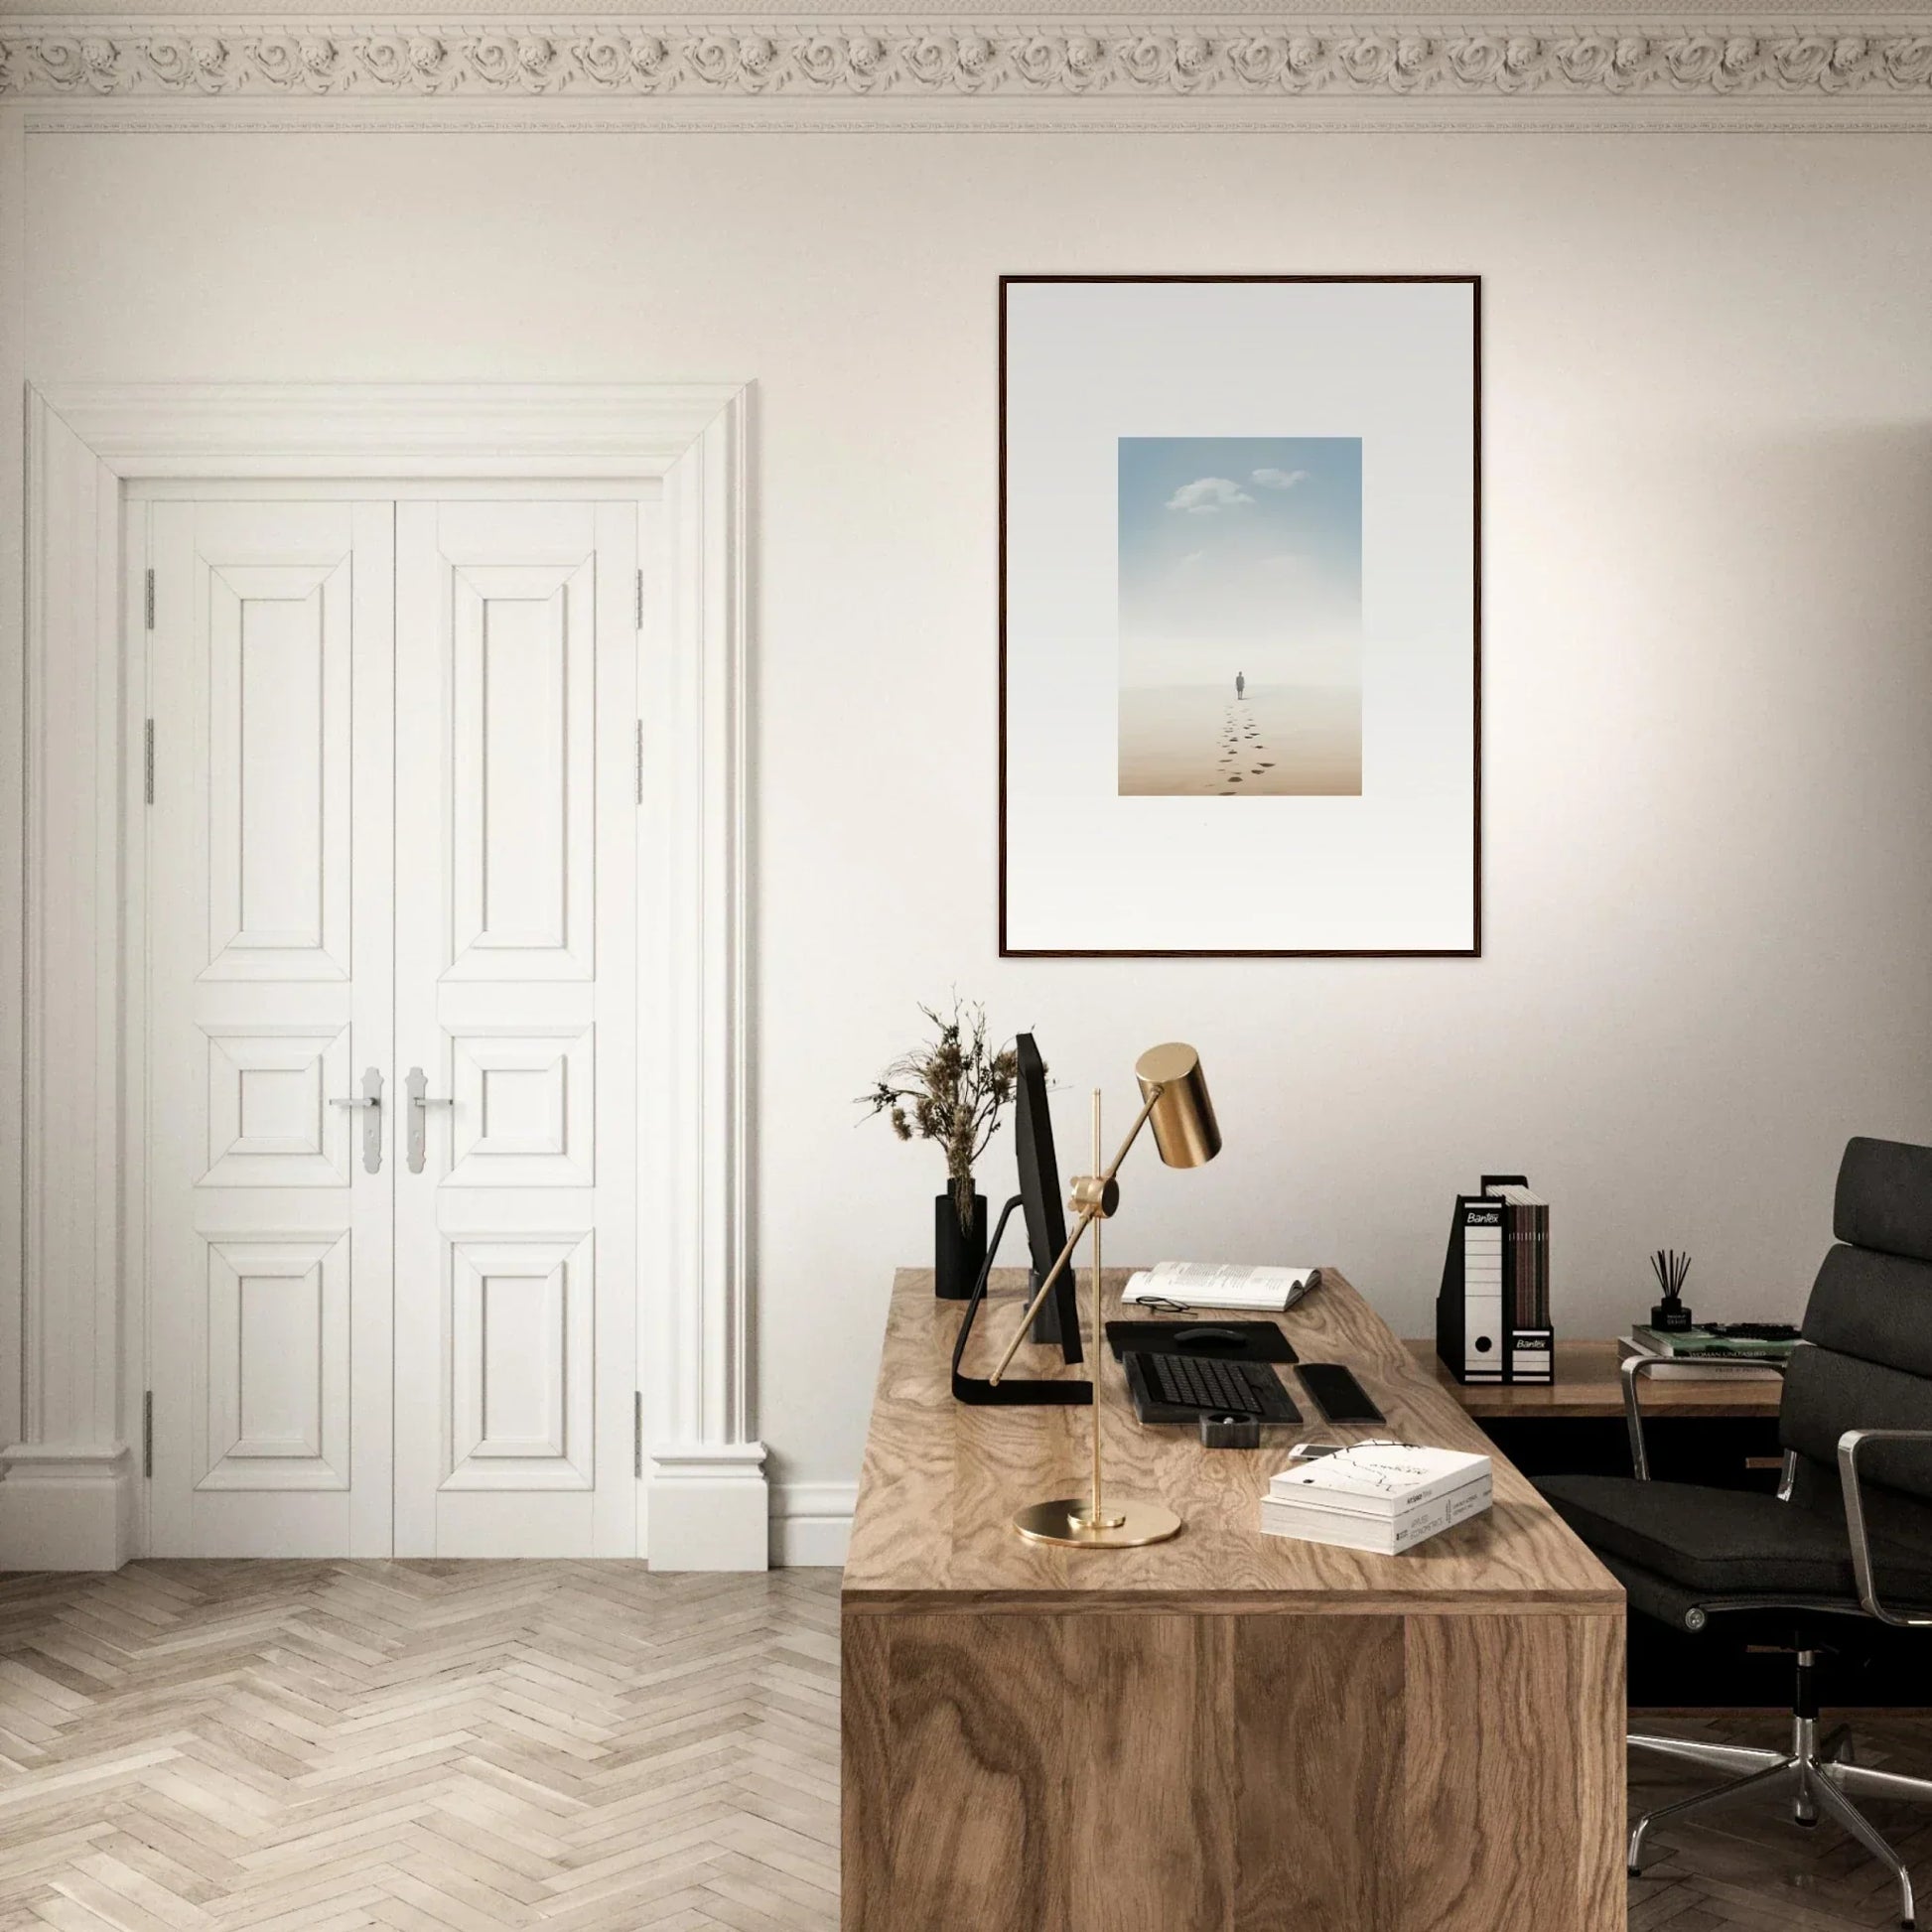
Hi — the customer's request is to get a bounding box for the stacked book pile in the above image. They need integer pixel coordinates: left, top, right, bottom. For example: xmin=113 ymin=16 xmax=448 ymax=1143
xmin=1259 ymin=1444 xmax=1492 ymax=1556
xmin=1617 ymin=1323 xmax=1798 ymax=1382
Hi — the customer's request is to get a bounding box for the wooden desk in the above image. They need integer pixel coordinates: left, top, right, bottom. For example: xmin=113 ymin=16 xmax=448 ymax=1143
xmin=1409 ymin=1337 xmax=1784 ymax=1421
xmin=843 ymin=1269 xmax=1625 ymax=1932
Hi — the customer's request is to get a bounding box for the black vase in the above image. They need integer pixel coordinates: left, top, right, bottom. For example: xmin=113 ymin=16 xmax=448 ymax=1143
xmin=934 ymin=1187 xmax=989 ymax=1301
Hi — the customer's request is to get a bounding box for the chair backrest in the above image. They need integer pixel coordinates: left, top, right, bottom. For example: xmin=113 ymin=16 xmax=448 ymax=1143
xmin=1781 ymin=1138 xmax=1932 ymax=1529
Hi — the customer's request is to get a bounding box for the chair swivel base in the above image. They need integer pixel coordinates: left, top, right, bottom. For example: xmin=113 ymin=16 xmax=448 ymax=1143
xmin=1629 ymin=1715 xmax=1932 ymax=1930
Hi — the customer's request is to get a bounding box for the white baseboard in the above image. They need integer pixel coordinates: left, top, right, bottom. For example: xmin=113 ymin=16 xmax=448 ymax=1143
xmin=0 ymin=1445 xmax=136 ymax=1572
xmin=0 ymin=1442 xmax=849 ymax=1573
xmin=770 ymin=1480 xmax=855 ymax=1569
xmin=646 ymin=1442 xmax=769 ymax=1571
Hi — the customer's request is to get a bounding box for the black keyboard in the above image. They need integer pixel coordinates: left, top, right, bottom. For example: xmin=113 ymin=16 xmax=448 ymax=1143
xmin=1126 ymin=1351 xmax=1301 ymax=1424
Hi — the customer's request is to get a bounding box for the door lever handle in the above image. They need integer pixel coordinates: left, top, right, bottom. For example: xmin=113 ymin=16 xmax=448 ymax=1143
xmin=405 ymin=1066 xmax=454 ymax=1175
xmin=330 ymin=1066 xmax=385 ymax=1173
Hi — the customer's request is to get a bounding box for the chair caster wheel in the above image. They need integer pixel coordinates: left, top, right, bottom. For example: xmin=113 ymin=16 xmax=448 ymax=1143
xmin=1627 ymin=1867 xmax=1640 ymax=1878
xmin=1796 ymin=1816 xmax=1819 ymax=1829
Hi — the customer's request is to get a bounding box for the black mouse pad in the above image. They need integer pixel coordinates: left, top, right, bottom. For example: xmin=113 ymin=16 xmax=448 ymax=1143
xmin=1105 ymin=1319 xmax=1298 ymax=1365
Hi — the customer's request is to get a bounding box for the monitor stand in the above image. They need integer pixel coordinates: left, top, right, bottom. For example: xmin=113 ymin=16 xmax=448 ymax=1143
xmin=951 ymin=1196 xmax=1092 ymax=1407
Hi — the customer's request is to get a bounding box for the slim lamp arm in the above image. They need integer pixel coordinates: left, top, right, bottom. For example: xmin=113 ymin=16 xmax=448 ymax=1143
xmin=984 ymin=1203 xmax=1097 ymax=1389
xmin=1621 ymin=1351 xmax=1791 ymax=1482
xmin=1838 ymin=1428 xmax=1932 ymax=1627
xmin=987 ymin=1085 xmax=1165 ymax=1388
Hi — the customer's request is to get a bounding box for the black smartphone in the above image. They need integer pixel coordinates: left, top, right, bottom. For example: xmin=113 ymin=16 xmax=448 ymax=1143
xmin=1298 ymin=1363 xmax=1385 ymax=1425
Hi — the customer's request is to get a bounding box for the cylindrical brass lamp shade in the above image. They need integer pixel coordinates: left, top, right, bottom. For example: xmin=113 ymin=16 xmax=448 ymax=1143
xmin=1133 ymin=1042 xmax=1221 ymax=1169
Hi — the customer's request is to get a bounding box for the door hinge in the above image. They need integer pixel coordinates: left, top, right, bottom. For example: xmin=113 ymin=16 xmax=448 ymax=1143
xmin=144 ymin=568 xmax=155 ymax=631
xmin=633 ymin=1392 xmax=643 ymax=1479
xmin=634 ymin=567 xmax=644 ymax=631
xmin=634 ymin=720 xmax=644 ymax=806
xmin=142 ymin=1391 xmax=154 ymax=1478
xmin=143 ymin=720 xmax=155 ymax=805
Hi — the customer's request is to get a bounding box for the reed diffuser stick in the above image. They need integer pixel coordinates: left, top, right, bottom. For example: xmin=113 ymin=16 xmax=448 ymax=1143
xmin=1650 ymin=1249 xmax=1692 ymax=1305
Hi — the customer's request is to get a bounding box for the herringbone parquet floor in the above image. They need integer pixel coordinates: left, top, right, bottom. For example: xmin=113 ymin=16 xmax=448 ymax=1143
xmin=0 ymin=1563 xmax=840 ymax=1932
xmin=3 ymin=1562 xmax=1932 ymax=1929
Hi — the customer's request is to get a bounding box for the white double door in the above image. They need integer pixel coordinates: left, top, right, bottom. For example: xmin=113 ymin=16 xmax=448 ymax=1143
xmin=145 ymin=493 xmax=640 ymax=1558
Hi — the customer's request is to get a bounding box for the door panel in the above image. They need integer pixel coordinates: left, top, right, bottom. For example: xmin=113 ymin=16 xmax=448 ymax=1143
xmin=201 ymin=1233 xmax=350 ymax=1489
xmin=204 ymin=564 xmax=352 ymax=980
xmin=449 ymin=562 xmax=596 ymax=979
xmin=147 ymin=501 xmax=395 ymax=1557
xmin=446 ymin=1231 xmax=594 ymax=1487
xmin=393 ymin=500 xmax=637 ymax=1558
xmin=444 ymin=1026 xmax=596 ymax=1188
xmin=200 ymin=1024 xmax=354 ymax=1186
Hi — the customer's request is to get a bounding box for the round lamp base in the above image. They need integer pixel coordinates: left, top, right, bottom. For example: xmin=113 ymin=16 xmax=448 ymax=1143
xmin=1012 ymin=1496 xmax=1182 ymax=1549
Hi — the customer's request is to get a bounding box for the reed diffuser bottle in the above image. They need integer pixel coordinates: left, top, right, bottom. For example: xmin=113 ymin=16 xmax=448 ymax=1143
xmin=1650 ymin=1249 xmax=1694 ymax=1332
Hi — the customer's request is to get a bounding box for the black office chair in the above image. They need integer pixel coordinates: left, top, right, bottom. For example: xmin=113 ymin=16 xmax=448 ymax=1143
xmin=1538 ymin=1136 xmax=1932 ymax=1930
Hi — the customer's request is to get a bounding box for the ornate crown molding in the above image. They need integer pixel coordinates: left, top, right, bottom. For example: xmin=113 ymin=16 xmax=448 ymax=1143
xmin=4 ymin=17 xmax=1932 ymax=111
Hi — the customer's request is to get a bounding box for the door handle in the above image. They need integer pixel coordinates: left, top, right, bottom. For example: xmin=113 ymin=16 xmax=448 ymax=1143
xmin=405 ymin=1066 xmax=454 ymax=1175
xmin=330 ymin=1066 xmax=385 ymax=1174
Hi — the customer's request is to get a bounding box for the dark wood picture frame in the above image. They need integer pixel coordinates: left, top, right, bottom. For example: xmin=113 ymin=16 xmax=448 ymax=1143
xmin=997 ymin=273 xmax=1482 ymax=959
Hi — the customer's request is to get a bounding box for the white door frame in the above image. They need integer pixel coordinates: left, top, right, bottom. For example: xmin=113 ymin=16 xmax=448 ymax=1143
xmin=2 ymin=382 xmax=764 ymax=1572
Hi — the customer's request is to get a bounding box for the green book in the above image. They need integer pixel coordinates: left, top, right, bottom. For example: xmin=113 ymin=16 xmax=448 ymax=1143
xmin=1631 ymin=1324 xmax=1797 ymax=1360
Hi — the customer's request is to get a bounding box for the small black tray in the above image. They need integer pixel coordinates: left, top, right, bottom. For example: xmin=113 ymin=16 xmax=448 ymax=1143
xmin=1104 ymin=1319 xmax=1298 ymax=1365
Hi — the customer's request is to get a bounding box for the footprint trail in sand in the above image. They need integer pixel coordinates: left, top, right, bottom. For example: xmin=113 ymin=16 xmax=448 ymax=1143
xmin=1215 ymin=697 xmax=1275 ymax=794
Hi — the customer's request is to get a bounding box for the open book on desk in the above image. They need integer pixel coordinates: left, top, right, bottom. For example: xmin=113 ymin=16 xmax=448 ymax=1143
xmin=1122 ymin=1261 xmax=1318 ymax=1313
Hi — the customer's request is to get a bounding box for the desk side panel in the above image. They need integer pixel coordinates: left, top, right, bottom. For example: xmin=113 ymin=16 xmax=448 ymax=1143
xmin=841 ymin=1604 xmax=1621 ymax=1932
xmin=1401 ymin=1611 xmax=1626 ymax=1932
xmin=1232 ymin=1612 xmax=1405 ymax=1932
xmin=1066 ymin=1613 xmax=1235 ymax=1932
xmin=840 ymin=1612 xmax=893 ymax=1928
xmin=845 ymin=1609 xmax=1070 ymax=1932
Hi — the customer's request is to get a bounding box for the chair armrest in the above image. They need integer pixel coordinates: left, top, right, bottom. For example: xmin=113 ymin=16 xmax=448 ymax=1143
xmin=1838 ymin=1428 xmax=1932 ymax=1627
xmin=1621 ymin=1351 xmax=1789 ymax=1481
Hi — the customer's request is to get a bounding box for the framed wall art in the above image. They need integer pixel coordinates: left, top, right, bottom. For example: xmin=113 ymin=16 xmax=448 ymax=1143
xmin=999 ymin=275 xmax=1480 ymax=957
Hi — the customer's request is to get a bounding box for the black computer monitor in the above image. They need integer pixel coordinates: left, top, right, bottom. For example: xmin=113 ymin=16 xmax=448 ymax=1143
xmin=1013 ymin=1034 xmax=1082 ymax=1363
xmin=948 ymin=1032 xmax=1090 ymax=1405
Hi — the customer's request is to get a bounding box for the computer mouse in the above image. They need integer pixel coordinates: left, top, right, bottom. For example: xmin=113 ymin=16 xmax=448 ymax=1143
xmin=1173 ymin=1325 xmax=1247 ymax=1350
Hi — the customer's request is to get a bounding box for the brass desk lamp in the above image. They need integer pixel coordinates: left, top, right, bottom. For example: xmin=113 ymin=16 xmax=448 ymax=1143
xmin=988 ymin=1042 xmax=1221 ymax=1549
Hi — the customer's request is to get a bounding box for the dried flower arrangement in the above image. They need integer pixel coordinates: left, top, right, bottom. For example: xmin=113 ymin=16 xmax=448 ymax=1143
xmin=860 ymin=998 xmax=1021 ymax=1233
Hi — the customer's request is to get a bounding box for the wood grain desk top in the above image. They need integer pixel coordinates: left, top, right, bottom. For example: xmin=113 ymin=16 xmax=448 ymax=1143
xmin=1407 ymin=1337 xmax=1784 ymax=1420
xmin=843 ymin=1267 xmax=1621 ymax=1616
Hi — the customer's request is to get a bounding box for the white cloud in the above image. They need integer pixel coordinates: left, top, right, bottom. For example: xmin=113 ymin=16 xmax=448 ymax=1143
xmin=1180 ymin=549 xmax=1206 ymax=565
xmin=1165 ymin=477 xmax=1254 ymax=515
xmin=1252 ymin=467 xmax=1310 ymax=490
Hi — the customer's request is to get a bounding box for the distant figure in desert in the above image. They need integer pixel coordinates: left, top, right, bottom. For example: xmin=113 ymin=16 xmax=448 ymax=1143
xmin=1235 ymin=671 xmax=1246 ymax=699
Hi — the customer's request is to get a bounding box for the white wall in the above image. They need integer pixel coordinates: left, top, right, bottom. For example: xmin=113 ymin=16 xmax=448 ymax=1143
xmin=24 ymin=127 xmax=1932 ymax=1523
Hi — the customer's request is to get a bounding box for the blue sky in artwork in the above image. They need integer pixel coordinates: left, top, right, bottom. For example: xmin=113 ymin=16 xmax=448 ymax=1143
xmin=1118 ymin=436 xmax=1363 ymax=690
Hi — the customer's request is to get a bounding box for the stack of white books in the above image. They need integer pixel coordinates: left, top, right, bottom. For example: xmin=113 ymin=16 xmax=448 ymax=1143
xmin=1121 ymin=1261 xmax=1317 ymax=1312
xmin=1260 ymin=1444 xmax=1493 ymax=1555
